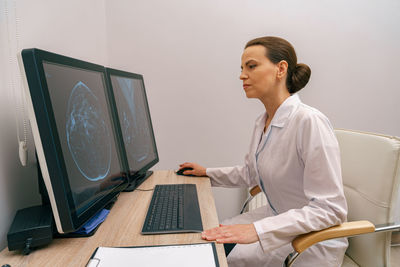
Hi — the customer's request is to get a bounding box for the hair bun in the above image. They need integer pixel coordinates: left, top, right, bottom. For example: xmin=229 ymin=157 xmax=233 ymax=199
xmin=290 ymin=63 xmax=311 ymax=94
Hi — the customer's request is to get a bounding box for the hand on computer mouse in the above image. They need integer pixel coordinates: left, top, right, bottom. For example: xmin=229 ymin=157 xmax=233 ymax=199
xmin=176 ymin=167 xmax=195 ymax=176
xmin=177 ymin=162 xmax=207 ymax=177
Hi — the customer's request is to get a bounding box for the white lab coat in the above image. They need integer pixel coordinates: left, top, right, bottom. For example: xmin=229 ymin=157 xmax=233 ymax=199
xmin=206 ymin=94 xmax=348 ymax=267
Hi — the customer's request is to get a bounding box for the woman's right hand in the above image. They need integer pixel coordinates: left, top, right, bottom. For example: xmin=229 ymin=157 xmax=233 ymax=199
xmin=178 ymin=162 xmax=207 ymax=177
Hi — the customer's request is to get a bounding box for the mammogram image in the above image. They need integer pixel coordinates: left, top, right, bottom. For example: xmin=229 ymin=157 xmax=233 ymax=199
xmin=66 ymin=81 xmax=111 ymax=181
xmin=117 ymin=77 xmax=151 ymax=164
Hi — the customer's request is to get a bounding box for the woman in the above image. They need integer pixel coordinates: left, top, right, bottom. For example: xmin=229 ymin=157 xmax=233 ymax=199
xmin=179 ymin=36 xmax=348 ymax=266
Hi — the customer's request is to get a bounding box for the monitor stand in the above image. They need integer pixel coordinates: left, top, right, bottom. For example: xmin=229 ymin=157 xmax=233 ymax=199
xmin=124 ymin=170 xmax=153 ymax=192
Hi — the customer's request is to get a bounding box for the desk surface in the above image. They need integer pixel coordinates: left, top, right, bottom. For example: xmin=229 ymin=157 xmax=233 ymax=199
xmin=0 ymin=170 xmax=228 ymax=267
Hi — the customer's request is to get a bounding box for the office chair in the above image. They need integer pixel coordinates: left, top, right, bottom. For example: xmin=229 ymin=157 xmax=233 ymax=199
xmin=241 ymin=129 xmax=400 ymax=267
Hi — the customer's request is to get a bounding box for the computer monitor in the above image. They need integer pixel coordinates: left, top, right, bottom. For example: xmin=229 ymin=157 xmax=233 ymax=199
xmin=105 ymin=68 xmax=159 ymax=191
xmin=19 ymin=48 xmax=129 ymax=234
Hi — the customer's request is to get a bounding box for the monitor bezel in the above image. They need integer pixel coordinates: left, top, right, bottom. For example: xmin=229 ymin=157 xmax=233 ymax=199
xmin=105 ymin=67 xmax=159 ymax=188
xmin=20 ymin=48 xmax=128 ymax=234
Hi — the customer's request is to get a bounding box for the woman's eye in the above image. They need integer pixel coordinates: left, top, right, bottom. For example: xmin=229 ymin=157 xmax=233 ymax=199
xmin=249 ymin=64 xmax=256 ymax=69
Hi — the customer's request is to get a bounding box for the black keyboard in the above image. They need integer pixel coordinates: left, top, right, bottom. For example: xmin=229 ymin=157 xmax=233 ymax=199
xmin=141 ymin=184 xmax=203 ymax=234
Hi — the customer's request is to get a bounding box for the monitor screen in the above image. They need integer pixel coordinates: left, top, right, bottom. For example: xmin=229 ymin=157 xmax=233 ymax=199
xmin=20 ymin=49 xmax=128 ymax=233
xmin=106 ymin=68 xmax=158 ymax=188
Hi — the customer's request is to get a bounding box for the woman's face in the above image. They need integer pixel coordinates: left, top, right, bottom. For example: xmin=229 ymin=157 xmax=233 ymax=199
xmin=240 ymin=45 xmax=279 ymax=100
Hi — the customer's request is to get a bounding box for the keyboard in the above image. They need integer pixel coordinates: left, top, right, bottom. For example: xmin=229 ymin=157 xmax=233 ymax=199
xmin=141 ymin=184 xmax=203 ymax=234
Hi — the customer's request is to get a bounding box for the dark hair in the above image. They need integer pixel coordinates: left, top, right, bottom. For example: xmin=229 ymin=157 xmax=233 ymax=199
xmin=245 ymin=36 xmax=311 ymax=94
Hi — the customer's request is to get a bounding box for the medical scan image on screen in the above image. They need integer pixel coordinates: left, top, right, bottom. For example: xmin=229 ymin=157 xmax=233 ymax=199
xmin=43 ymin=62 xmax=124 ymax=215
xmin=66 ymin=81 xmax=111 ymax=181
xmin=110 ymin=76 xmax=157 ymax=171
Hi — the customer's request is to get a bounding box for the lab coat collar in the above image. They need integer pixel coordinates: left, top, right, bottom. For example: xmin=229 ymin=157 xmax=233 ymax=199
xmin=259 ymin=94 xmax=301 ymax=129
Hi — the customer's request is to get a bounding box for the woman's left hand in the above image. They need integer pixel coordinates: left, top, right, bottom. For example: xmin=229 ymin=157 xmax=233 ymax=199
xmin=201 ymin=224 xmax=259 ymax=244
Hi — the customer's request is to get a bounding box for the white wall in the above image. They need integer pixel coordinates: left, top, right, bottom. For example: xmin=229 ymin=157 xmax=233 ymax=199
xmin=0 ymin=0 xmax=108 ymax=250
xmin=1 ymin=0 xmax=399 ymax=251
xmin=105 ymin=0 xmax=259 ymax=223
xmin=292 ymin=1 xmax=400 ymax=136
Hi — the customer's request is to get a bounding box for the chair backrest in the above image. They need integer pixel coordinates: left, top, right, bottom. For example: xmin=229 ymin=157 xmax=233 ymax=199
xmin=335 ymin=129 xmax=400 ymax=267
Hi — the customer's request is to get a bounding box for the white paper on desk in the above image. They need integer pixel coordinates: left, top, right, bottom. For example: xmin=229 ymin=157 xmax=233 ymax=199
xmin=87 ymin=243 xmax=218 ymax=267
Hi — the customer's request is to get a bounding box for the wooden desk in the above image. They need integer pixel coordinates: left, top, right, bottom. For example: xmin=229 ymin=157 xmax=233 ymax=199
xmin=0 ymin=170 xmax=228 ymax=267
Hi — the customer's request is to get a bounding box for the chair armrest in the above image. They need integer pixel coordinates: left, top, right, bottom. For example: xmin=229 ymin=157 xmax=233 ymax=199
xmin=292 ymin=220 xmax=375 ymax=253
xmin=250 ymin=185 xmax=261 ymax=196
xmin=240 ymin=186 xmax=262 ymax=214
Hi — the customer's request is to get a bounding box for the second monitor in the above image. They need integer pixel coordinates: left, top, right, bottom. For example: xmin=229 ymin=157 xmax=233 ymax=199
xmin=106 ymin=68 xmax=159 ymax=191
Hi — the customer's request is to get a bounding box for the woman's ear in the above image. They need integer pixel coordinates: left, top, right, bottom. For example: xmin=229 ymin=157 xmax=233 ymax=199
xmin=277 ymin=60 xmax=288 ymax=79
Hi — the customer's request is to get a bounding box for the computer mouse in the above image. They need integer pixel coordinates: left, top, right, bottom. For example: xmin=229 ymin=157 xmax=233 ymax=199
xmin=176 ymin=167 xmax=195 ymax=176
